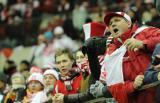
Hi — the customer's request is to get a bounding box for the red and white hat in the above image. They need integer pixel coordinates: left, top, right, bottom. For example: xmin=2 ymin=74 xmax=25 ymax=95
xmin=30 ymin=66 xmax=43 ymax=74
xmin=104 ymin=12 xmax=132 ymax=26
xmin=83 ymin=22 xmax=108 ymax=40
xmin=43 ymin=69 xmax=59 ymax=80
xmin=27 ymin=73 xmax=44 ymax=86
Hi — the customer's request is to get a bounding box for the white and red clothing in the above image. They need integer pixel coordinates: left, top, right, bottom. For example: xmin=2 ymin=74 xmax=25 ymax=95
xmin=101 ymin=24 xmax=160 ymax=103
xmin=53 ymin=74 xmax=82 ymax=95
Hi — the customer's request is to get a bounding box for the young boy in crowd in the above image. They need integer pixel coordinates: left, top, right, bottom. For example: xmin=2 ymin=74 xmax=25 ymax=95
xmin=52 ymin=49 xmax=82 ymax=102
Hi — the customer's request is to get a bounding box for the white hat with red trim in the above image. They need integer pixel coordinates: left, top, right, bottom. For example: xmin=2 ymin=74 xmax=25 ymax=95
xmin=83 ymin=22 xmax=107 ymax=40
xmin=104 ymin=12 xmax=132 ymax=26
xmin=27 ymin=73 xmax=44 ymax=86
xmin=43 ymin=69 xmax=59 ymax=80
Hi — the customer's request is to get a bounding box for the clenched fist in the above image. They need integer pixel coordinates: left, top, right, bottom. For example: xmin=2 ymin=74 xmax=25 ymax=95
xmin=52 ymin=93 xmax=64 ymax=103
xmin=133 ymin=75 xmax=144 ymax=89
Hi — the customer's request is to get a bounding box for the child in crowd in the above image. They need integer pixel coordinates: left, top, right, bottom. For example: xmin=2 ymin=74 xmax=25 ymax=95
xmin=23 ymin=73 xmax=47 ymax=103
xmin=43 ymin=69 xmax=59 ymax=102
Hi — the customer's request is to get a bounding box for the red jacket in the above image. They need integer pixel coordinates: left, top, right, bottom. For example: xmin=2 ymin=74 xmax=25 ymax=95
xmin=53 ymin=74 xmax=82 ymax=95
xmin=106 ymin=24 xmax=160 ymax=103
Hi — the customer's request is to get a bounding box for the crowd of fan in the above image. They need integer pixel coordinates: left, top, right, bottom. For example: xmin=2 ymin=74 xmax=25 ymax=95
xmin=0 ymin=0 xmax=160 ymax=48
xmin=0 ymin=0 xmax=160 ymax=103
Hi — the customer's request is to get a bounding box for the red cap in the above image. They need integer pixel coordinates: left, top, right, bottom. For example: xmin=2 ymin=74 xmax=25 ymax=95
xmin=104 ymin=12 xmax=132 ymax=26
xmin=83 ymin=22 xmax=108 ymax=40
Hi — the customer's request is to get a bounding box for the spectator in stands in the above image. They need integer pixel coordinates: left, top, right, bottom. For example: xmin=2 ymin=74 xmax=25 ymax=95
xmin=75 ymin=48 xmax=92 ymax=92
xmin=0 ymin=72 xmax=8 ymax=103
xmin=23 ymin=73 xmax=48 ymax=103
xmin=72 ymin=1 xmax=88 ymax=31
xmin=32 ymin=33 xmax=54 ymax=67
xmin=146 ymin=7 xmax=160 ymax=28
xmin=4 ymin=72 xmax=26 ymax=102
xmin=144 ymin=43 xmax=160 ymax=103
xmin=144 ymin=43 xmax=160 ymax=83
xmin=43 ymin=69 xmax=59 ymax=102
xmin=3 ymin=60 xmax=17 ymax=80
xmin=52 ymin=26 xmax=79 ymax=52
xmin=17 ymin=60 xmax=30 ymax=79
xmin=89 ymin=11 xmax=160 ymax=103
xmin=57 ymin=0 xmax=71 ymax=14
xmin=52 ymin=49 xmax=82 ymax=102
xmin=52 ymin=48 xmax=95 ymax=103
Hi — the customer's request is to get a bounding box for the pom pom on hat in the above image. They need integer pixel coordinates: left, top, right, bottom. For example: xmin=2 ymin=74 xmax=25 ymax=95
xmin=27 ymin=73 xmax=44 ymax=86
xmin=83 ymin=22 xmax=107 ymax=40
xmin=43 ymin=69 xmax=59 ymax=80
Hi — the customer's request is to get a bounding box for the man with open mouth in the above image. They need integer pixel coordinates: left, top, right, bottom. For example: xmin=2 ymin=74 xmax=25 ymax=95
xmin=89 ymin=11 xmax=160 ymax=103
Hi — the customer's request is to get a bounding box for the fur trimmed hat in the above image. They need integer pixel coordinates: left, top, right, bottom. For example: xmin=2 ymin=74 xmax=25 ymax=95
xmin=43 ymin=69 xmax=59 ymax=80
xmin=27 ymin=73 xmax=44 ymax=86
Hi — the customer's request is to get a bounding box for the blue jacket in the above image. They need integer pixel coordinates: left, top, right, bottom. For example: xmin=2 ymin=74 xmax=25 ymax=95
xmin=144 ymin=43 xmax=160 ymax=84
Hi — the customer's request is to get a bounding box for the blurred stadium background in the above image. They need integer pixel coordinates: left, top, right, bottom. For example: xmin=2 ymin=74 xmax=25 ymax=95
xmin=0 ymin=0 xmax=159 ymax=70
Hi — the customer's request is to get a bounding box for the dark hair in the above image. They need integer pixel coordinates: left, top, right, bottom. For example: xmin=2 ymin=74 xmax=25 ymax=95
xmin=0 ymin=72 xmax=7 ymax=83
xmin=20 ymin=60 xmax=30 ymax=70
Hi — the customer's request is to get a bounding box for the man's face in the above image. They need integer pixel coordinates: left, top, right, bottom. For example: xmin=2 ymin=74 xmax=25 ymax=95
xmin=56 ymin=54 xmax=73 ymax=76
xmin=108 ymin=16 xmax=131 ymax=38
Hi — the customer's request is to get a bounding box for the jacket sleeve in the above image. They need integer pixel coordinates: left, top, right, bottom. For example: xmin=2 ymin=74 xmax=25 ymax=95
xmin=108 ymin=81 xmax=135 ymax=103
xmin=142 ymin=28 xmax=160 ymax=52
xmin=144 ymin=43 xmax=160 ymax=84
xmin=144 ymin=65 xmax=159 ymax=84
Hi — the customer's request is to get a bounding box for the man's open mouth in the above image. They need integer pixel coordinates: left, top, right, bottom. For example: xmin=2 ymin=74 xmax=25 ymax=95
xmin=113 ymin=28 xmax=119 ymax=33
